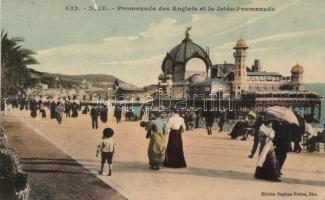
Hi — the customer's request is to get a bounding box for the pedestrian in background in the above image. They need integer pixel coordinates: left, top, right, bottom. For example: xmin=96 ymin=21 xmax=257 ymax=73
xmin=90 ymin=105 xmax=99 ymax=129
xmin=96 ymin=128 xmax=115 ymax=176
xmin=248 ymin=116 xmax=264 ymax=158
xmin=218 ymin=110 xmax=227 ymax=132
xmin=204 ymin=109 xmax=214 ymax=135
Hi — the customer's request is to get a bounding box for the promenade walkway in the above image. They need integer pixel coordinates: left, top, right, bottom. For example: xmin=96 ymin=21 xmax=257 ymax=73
xmin=2 ymin=109 xmax=325 ymax=200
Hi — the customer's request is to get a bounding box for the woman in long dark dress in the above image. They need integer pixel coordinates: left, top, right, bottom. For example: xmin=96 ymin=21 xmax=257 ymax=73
xmin=19 ymin=99 xmax=25 ymax=110
xmin=41 ymin=108 xmax=46 ymax=118
xmin=71 ymin=103 xmax=78 ymax=118
xmin=254 ymin=121 xmax=281 ymax=182
xmin=30 ymin=100 xmax=37 ymax=118
xmin=50 ymin=101 xmax=56 ymax=119
xmin=100 ymin=105 xmax=108 ymax=123
xmin=164 ymin=112 xmax=187 ymax=168
xmin=40 ymin=104 xmax=46 ymax=118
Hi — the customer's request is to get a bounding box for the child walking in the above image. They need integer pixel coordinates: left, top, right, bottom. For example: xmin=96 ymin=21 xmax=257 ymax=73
xmin=96 ymin=128 xmax=115 ymax=176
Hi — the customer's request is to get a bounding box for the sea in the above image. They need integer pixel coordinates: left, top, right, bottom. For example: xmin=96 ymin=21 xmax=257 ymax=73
xmin=305 ymin=83 xmax=325 ymax=126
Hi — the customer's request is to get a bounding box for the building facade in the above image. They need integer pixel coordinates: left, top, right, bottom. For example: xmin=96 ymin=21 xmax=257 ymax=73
xmin=157 ymin=29 xmax=321 ymax=119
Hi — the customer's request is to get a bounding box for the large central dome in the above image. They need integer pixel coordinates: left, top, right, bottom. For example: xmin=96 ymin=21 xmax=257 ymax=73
xmin=161 ymin=28 xmax=212 ymax=82
xmin=167 ymin=37 xmax=211 ymax=65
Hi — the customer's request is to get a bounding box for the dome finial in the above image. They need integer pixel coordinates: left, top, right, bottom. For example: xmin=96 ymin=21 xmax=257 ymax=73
xmin=185 ymin=26 xmax=192 ymax=39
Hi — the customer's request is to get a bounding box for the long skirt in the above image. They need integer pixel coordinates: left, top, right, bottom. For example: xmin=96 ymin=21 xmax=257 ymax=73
xmin=31 ymin=109 xmax=37 ymax=118
xmin=71 ymin=109 xmax=78 ymax=118
xmin=50 ymin=108 xmax=56 ymax=119
xmin=164 ymin=129 xmax=187 ymax=168
xmin=41 ymin=109 xmax=46 ymax=118
xmin=274 ymin=147 xmax=287 ymax=170
xmin=100 ymin=111 xmax=108 ymax=123
xmin=148 ymin=132 xmax=166 ymax=166
xmin=255 ymin=149 xmax=281 ymax=181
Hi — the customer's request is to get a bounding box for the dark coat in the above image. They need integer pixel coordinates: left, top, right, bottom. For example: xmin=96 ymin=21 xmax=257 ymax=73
xmin=90 ymin=108 xmax=99 ymax=119
xmin=204 ymin=111 xmax=214 ymax=127
xmin=100 ymin=107 xmax=108 ymax=123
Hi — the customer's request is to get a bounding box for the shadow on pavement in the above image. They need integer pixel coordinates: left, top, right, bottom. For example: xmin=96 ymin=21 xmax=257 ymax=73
xmin=23 ymin=169 xmax=92 ymax=175
xmin=114 ymin=161 xmax=325 ymax=187
xmin=20 ymin=157 xmax=93 ymax=175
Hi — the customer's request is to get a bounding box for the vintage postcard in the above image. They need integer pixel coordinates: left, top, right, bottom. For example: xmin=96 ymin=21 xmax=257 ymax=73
xmin=1 ymin=0 xmax=325 ymax=199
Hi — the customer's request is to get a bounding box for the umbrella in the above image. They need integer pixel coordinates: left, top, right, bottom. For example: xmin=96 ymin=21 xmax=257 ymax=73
xmin=265 ymin=106 xmax=299 ymax=125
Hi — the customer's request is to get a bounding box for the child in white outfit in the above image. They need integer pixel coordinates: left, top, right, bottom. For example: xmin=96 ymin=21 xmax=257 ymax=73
xmin=96 ymin=128 xmax=115 ymax=176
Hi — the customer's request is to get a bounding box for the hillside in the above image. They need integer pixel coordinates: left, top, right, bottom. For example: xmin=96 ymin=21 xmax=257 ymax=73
xmin=43 ymin=73 xmax=129 ymax=84
xmin=27 ymin=68 xmax=136 ymax=89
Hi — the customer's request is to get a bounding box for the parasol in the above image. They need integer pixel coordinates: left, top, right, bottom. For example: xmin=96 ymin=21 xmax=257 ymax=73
xmin=264 ymin=106 xmax=299 ymax=125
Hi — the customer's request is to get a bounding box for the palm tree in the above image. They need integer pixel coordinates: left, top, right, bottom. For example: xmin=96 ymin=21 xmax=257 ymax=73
xmin=1 ymin=30 xmax=39 ymax=97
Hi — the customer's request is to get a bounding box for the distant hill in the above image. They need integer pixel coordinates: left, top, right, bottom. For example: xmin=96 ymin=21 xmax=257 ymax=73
xmin=44 ymin=73 xmax=128 ymax=84
xmin=27 ymin=68 xmax=136 ymax=89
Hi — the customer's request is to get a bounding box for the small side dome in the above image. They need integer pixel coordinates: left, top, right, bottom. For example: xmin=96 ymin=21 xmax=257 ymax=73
xmin=291 ymin=64 xmax=304 ymax=74
xmin=234 ymin=38 xmax=248 ymax=49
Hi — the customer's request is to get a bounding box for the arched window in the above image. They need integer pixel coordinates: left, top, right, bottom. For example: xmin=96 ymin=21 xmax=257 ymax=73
xmin=185 ymin=58 xmax=206 ymax=80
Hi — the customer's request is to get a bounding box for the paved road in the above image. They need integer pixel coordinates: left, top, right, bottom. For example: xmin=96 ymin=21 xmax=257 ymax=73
xmin=2 ymin=116 xmax=126 ymax=200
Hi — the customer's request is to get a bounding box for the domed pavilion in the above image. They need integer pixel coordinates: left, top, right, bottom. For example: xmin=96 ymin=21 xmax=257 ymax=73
xmin=161 ymin=27 xmax=212 ymax=83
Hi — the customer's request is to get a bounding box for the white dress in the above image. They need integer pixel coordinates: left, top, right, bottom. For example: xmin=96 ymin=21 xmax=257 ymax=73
xmin=257 ymin=124 xmax=275 ymax=167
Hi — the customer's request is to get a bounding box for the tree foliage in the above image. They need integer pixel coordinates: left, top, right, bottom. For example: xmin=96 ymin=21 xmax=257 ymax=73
xmin=1 ymin=30 xmax=39 ymax=97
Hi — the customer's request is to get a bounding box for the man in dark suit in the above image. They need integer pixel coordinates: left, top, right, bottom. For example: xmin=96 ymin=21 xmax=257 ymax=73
xmin=90 ymin=106 xmax=99 ymax=129
xmin=248 ymin=117 xmax=264 ymax=158
xmin=204 ymin=110 xmax=214 ymax=135
xmin=218 ymin=111 xmax=227 ymax=132
xmin=65 ymin=102 xmax=71 ymax=118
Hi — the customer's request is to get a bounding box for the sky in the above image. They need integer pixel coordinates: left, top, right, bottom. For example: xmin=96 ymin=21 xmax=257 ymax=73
xmin=2 ymin=0 xmax=325 ymax=86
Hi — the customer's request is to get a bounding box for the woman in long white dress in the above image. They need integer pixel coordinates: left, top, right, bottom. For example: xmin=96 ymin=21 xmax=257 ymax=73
xmin=254 ymin=120 xmax=281 ymax=182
